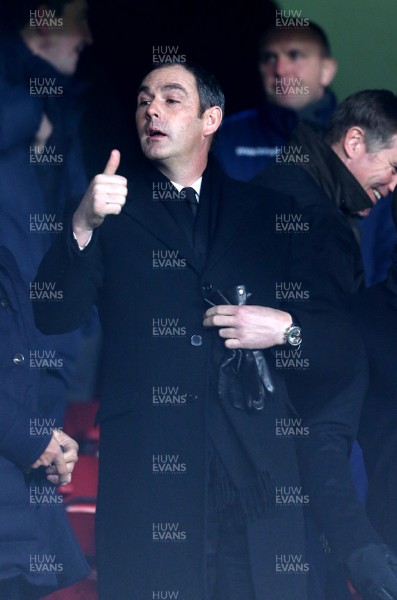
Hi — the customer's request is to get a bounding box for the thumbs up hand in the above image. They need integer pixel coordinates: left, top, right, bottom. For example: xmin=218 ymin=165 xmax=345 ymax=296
xmin=72 ymin=149 xmax=128 ymax=247
xmin=102 ymin=148 xmax=122 ymax=176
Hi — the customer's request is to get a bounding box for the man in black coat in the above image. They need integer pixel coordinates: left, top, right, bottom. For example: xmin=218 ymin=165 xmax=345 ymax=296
xmin=254 ymin=90 xmax=397 ymax=599
xmin=33 ymin=63 xmax=383 ymax=599
xmin=254 ymin=90 xmax=397 ymax=294
xmin=352 ymin=193 xmax=397 ymax=561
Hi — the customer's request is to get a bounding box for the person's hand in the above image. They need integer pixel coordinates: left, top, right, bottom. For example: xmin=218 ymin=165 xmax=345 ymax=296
xmin=203 ymin=304 xmax=292 ymax=349
xmin=34 ymin=113 xmax=53 ymax=151
xmin=30 ymin=428 xmax=79 ymax=486
xmin=345 ymin=543 xmax=397 ymax=600
xmin=72 ymin=149 xmax=127 ymax=247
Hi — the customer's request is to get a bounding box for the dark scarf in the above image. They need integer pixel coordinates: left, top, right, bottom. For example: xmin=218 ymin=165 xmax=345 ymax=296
xmin=289 ymin=123 xmax=373 ymax=216
xmin=287 ymin=123 xmax=373 ymax=245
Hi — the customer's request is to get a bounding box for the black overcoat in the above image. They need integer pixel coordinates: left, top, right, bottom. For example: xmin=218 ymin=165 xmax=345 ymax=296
xmin=34 ymin=157 xmax=367 ymax=599
xmin=253 ymin=130 xmax=383 ymax=570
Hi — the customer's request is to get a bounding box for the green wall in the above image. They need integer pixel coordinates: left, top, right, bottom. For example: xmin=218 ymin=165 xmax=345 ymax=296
xmin=277 ymin=0 xmax=397 ymax=101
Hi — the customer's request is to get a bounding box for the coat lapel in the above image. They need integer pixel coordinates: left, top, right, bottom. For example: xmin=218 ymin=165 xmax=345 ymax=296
xmin=120 ymin=157 xmax=260 ymax=276
xmin=202 ymin=159 xmax=260 ymax=274
xmin=121 ymin=161 xmax=201 ymax=273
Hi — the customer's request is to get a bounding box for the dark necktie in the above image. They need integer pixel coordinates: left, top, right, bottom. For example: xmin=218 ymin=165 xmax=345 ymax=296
xmin=181 ymin=187 xmax=198 ymax=219
xmin=167 ymin=186 xmax=203 ymax=263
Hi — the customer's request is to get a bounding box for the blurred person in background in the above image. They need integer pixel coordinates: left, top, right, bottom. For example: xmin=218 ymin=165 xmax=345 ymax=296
xmin=213 ymin=20 xmax=337 ymax=181
xmin=0 ymin=0 xmax=100 ymax=425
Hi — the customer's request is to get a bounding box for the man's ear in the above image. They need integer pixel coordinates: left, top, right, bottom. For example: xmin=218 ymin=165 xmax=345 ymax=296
xmin=342 ymin=126 xmax=367 ymax=159
xmin=203 ymin=106 xmax=223 ymax=138
xmin=320 ymin=57 xmax=338 ymax=87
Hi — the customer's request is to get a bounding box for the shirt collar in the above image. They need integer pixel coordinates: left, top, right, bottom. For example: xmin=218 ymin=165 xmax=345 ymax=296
xmin=171 ymin=177 xmax=202 ymax=201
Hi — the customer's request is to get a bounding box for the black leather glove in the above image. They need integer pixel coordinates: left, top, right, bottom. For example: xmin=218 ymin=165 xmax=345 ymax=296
xmin=203 ymin=284 xmax=275 ymax=413
xmin=344 ymin=543 xmax=397 ymax=600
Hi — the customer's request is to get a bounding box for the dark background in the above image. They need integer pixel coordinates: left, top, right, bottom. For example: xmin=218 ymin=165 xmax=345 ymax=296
xmin=81 ymin=0 xmax=278 ymax=113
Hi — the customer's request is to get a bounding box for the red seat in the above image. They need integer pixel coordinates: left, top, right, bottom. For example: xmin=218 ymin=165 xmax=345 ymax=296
xmin=63 ymin=454 xmax=99 ymax=559
xmin=67 ymin=508 xmax=96 ymax=558
xmin=42 ymin=575 xmax=97 ymax=600
xmin=63 ymin=401 xmax=100 ymax=443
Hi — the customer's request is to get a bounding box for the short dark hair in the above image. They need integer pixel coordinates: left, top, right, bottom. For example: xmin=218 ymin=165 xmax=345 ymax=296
xmin=325 ymin=89 xmax=397 ymax=152
xmin=149 ymin=62 xmax=225 ymax=119
xmin=3 ymin=0 xmax=74 ymax=31
xmin=259 ymin=21 xmax=332 ymax=59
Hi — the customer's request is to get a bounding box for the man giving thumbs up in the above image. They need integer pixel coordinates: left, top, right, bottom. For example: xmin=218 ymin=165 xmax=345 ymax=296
xmin=73 ymin=149 xmax=128 ymax=248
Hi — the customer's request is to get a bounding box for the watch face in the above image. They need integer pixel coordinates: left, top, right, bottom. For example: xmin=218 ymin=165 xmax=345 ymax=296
xmin=287 ymin=326 xmax=302 ymax=346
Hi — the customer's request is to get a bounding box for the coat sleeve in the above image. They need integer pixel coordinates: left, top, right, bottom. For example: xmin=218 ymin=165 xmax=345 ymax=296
xmin=33 ymin=221 xmax=103 ymax=334
xmin=290 ymin=326 xmax=382 ymax=564
xmin=0 ymin=76 xmax=42 ymax=152
xmin=0 ymin=391 xmax=51 ymax=468
xmin=278 ymin=198 xmax=382 ymax=564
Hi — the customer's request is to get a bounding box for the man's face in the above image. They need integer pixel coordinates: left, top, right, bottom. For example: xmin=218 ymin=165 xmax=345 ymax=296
xmin=258 ymin=32 xmax=335 ymax=110
xmin=348 ymin=135 xmax=397 ymax=216
xmin=136 ymin=65 xmax=209 ymax=166
xmin=42 ymin=0 xmax=93 ymax=75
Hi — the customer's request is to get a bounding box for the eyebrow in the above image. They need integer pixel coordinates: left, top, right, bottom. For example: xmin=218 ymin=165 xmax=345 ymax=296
xmin=137 ymin=83 xmax=188 ymax=96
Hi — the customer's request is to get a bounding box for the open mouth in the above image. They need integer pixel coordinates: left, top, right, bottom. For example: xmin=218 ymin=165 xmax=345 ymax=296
xmin=147 ymin=128 xmax=166 ymax=138
xmin=372 ymin=188 xmax=382 ymax=201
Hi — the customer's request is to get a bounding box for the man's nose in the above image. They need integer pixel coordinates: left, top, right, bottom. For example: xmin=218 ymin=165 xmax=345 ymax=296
xmin=388 ymin=174 xmax=397 ymax=193
xmin=146 ymin=98 xmax=161 ymax=118
xmin=82 ymin=22 xmax=94 ymax=46
xmin=274 ymin=56 xmax=293 ymax=77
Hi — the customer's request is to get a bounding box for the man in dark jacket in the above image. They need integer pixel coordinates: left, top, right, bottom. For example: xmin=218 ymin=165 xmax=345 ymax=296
xmin=255 ymin=90 xmax=397 ymax=294
xmin=33 ymin=62 xmax=379 ymax=599
xmin=0 ymin=245 xmax=89 ymax=599
xmin=352 ymin=192 xmax=397 ymax=559
xmin=213 ymin=21 xmax=338 ymax=181
xmin=0 ymin=0 xmax=92 ymax=284
xmin=0 ymin=0 xmax=99 ymax=424
xmin=254 ymin=89 xmax=397 ymax=599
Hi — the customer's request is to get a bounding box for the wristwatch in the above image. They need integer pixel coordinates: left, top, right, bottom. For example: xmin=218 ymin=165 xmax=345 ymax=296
xmin=283 ymin=323 xmax=302 ymax=347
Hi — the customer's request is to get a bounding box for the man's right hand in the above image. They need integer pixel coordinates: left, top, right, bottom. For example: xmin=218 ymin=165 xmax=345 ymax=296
xmin=72 ymin=149 xmax=128 ymax=247
xmin=30 ymin=429 xmax=79 ymax=486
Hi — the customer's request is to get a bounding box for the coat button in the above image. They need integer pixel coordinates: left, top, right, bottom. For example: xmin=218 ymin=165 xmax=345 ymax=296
xmin=13 ymin=353 xmax=25 ymax=365
xmin=190 ymin=335 xmax=202 ymax=346
xmin=202 ymin=283 xmax=213 ymax=294
xmin=0 ymin=297 xmax=8 ymax=308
